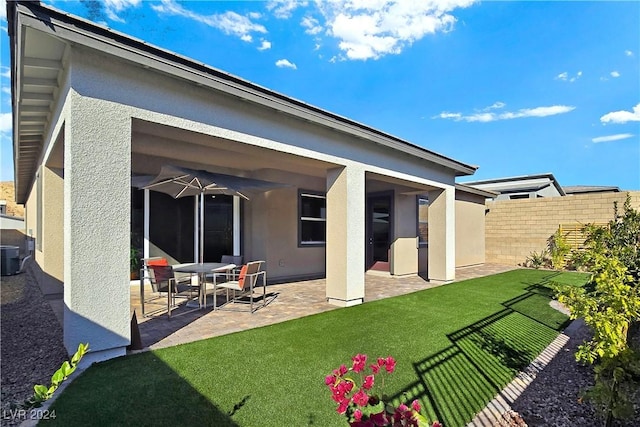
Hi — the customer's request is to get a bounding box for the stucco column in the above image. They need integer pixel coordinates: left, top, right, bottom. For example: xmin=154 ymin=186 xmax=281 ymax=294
xmin=326 ymin=165 xmax=365 ymax=306
xmin=428 ymin=186 xmax=455 ymax=282
xmin=64 ymin=93 xmax=131 ymax=364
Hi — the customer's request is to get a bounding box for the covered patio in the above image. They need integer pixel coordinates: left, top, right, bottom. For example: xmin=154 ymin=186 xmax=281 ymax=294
xmin=131 ymin=264 xmax=517 ymax=350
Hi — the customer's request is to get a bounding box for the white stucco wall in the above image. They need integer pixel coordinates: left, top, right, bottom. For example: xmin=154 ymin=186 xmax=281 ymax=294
xmin=71 ymin=47 xmax=457 ymax=190
xmin=63 ymin=89 xmax=131 ymax=363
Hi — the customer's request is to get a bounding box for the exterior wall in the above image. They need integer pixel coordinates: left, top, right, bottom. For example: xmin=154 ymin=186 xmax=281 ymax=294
xmin=41 ymin=166 xmax=64 ymax=296
xmin=24 ymin=175 xmax=40 ymax=264
xmin=74 ymin=47 xmax=456 ymax=187
xmin=244 ymin=169 xmax=326 ymax=282
xmin=485 ymin=191 xmax=640 ymax=265
xmin=455 ymin=191 xmax=486 ymax=267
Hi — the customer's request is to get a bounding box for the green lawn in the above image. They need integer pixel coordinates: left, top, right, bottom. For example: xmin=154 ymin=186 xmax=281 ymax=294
xmin=43 ymin=269 xmax=588 ymax=427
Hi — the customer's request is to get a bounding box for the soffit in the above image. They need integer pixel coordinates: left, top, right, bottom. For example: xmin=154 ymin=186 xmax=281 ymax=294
xmin=12 ymin=23 xmax=67 ymax=203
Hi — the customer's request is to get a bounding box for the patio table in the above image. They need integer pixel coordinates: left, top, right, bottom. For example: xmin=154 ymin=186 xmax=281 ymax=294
xmin=173 ymin=262 xmax=236 ymax=309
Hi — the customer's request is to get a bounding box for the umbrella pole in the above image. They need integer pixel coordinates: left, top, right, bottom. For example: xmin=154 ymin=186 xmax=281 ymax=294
xmin=199 ymin=192 xmax=204 ymax=265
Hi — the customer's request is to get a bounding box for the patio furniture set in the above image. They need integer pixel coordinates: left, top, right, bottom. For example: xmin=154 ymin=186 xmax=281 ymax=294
xmin=139 ymin=255 xmax=267 ymax=319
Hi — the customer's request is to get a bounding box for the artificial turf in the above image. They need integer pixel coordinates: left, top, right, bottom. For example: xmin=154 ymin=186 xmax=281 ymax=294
xmin=42 ymin=269 xmax=588 ymax=427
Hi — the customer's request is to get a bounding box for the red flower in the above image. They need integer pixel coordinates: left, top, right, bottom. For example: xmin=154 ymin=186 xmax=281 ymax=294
xmin=370 ymin=363 xmax=380 ymax=374
xmin=384 ymin=356 xmax=396 ymax=373
xmin=352 ymin=389 xmax=370 ymax=407
xmin=334 ymin=364 xmax=348 ymax=376
xmin=325 ymin=375 xmax=336 ymax=386
xmin=411 ymin=399 xmax=421 ymax=412
xmin=352 ymin=354 xmax=368 ymax=373
xmin=431 ymin=422 xmax=442 ymax=427
xmin=363 ymin=374 xmax=375 ymax=390
xmin=353 ymin=409 xmax=363 ymax=422
xmin=337 ymin=398 xmax=350 ymax=414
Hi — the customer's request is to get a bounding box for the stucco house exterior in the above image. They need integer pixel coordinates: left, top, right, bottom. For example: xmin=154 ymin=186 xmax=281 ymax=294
xmin=8 ymin=1 xmax=484 ymax=363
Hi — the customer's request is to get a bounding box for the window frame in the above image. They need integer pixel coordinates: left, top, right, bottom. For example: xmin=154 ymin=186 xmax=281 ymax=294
xmin=298 ymin=189 xmax=326 ymax=247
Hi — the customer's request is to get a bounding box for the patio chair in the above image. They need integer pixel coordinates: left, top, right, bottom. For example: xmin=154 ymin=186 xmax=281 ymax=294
xmin=206 ymin=255 xmax=243 ymax=285
xmin=215 ymin=260 xmax=266 ymax=313
xmin=147 ymin=264 xmax=199 ymax=318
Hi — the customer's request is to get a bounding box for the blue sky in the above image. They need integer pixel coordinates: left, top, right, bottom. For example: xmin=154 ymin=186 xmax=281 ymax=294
xmin=1 ymin=0 xmax=639 ymax=189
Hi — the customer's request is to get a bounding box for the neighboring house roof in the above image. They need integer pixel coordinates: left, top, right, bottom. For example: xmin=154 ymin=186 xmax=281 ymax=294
xmin=563 ymin=185 xmax=621 ymax=194
xmin=460 ymin=173 xmax=566 ymax=197
xmin=455 ymin=184 xmax=497 ymax=199
xmin=7 ymin=1 xmax=478 ymax=203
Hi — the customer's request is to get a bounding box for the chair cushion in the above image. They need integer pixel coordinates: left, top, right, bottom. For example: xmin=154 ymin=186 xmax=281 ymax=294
xmin=237 ymin=264 xmax=249 ymax=289
xmin=147 ymin=258 xmax=168 ymax=266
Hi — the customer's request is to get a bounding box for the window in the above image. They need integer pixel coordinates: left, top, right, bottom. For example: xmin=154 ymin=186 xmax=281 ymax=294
xmin=417 ymin=196 xmax=428 ymax=246
xmin=299 ymin=191 xmax=326 ymax=246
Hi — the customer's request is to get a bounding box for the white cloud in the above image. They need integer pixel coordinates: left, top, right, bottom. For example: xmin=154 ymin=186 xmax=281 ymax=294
xmin=434 ymin=104 xmax=575 ymax=122
xmin=0 ymin=0 xmax=5 ymax=20
xmin=2 ymin=87 xmax=10 ymax=96
xmin=103 ymin=0 xmax=141 ymax=22
xmin=240 ymin=34 xmax=253 ymax=42
xmin=1 ymin=66 xmax=10 ymax=79
xmin=267 ymin=0 xmax=307 ymax=19
xmin=610 ymin=71 xmax=620 ymax=78
xmin=600 ymin=103 xmax=640 ymax=124
xmin=556 ymin=72 xmax=568 ymax=81
xmin=0 ymin=112 xmax=12 ymax=134
xmin=301 ymin=16 xmax=323 ymax=35
xmin=625 ymin=50 xmax=634 ymax=57
xmin=151 ymin=0 xmax=267 ymax=41
xmin=556 ymin=71 xmax=581 ymax=82
xmin=275 ymin=59 xmax=297 ymax=70
xmin=592 ymin=133 xmax=634 ymax=143
xmin=316 ymin=0 xmax=477 ymax=60
xmin=570 ymin=71 xmax=582 ymax=82
xmin=483 ymin=101 xmax=505 ymax=111
xmin=258 ymin=40 xmax=272 ymax=51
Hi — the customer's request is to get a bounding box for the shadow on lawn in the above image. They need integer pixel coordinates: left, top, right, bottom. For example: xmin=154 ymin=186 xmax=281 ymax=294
xmin=42 ymin=351 xmax=243 ymax=427
xmin=388 ymin=275 xmax=570 ymax=427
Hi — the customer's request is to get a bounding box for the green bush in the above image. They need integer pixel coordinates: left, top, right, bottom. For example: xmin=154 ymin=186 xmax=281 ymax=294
xmin=556 ymin=194 xmax=640 ymax=426
xmin=524 ymin=249 xmax=550 ymax=269
xmin=548 ymin=228 xmax=572 ymax=270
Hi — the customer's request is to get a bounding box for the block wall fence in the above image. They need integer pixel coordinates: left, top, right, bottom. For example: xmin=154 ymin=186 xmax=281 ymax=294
xmin=485 ymin=191 xmax=640 ymax=266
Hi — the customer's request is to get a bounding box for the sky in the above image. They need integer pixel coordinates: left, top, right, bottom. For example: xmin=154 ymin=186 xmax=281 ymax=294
xmin=0 ymin=0 xmax=639 ymax=190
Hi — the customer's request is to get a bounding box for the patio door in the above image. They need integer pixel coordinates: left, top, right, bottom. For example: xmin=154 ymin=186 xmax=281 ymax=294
xmin=140 ymin=190 xmax=239 ymax=263
xmin=202 ymin=195 xmax=235 ymax=263
xmin=366 ymin=193 xmax=393 ymax=271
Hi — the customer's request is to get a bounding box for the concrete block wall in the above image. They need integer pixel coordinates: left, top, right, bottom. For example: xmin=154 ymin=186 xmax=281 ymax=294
xmin=485 ymin=192 xmax=640 ymax=265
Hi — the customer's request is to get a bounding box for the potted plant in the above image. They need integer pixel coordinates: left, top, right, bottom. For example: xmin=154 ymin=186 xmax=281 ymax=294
xmin=130 ymin=246 xmax=141 ymax=280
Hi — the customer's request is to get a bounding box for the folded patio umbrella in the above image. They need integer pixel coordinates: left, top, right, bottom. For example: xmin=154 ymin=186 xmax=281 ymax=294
xmin=134 ymin=165 xmax=290 ymax=264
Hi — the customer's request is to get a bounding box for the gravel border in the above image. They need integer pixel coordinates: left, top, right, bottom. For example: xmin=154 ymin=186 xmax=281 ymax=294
xmin=1 ymin=260 xmax=68 ymax=427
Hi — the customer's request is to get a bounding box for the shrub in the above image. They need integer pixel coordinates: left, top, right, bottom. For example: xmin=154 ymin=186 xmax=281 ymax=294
xmin=548 ymin=228 xmax=572 ymax=270
xmin=556 ymin=194 xmax=640 ymax=426
xmin=524 ymin=249 xmax=550 ymax=269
